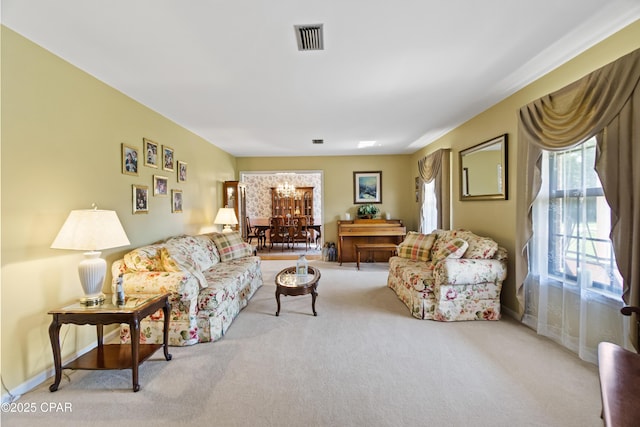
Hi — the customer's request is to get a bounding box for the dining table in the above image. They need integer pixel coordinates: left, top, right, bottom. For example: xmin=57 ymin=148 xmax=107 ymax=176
xmin=251 ymin=218 xmax=322 ymax=250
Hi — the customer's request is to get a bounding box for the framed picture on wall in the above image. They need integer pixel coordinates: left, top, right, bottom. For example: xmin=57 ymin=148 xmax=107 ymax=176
xmin=353 ymin=171 xmax=382 ymax=204
xmin=143 ymin=138 xmax=159 ymax=168
xmin=177 ymin=161 xmax=187 ymax=182
xmin=122 ymin=143 xmax=139 ymax=176
xmin=172 ymin=190 xmax=183 ymax=213
xmin=162 ymin=145 xmax=174 ymax=172
xmin=132 ymin=185 xmax=149 ymax=214
xmin=153 ymin=175 xmax=169 ymax=197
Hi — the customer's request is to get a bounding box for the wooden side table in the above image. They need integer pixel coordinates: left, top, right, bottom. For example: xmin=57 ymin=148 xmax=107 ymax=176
xmin=48 ymin=293 xmax=172 ymax=392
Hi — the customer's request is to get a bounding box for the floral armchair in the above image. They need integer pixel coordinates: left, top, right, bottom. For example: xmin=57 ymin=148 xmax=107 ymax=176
xmin=387 ymin=230 xmax=507 ymax=321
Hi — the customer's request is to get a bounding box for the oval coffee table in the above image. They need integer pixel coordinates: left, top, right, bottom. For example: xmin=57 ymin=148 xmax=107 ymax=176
xmin=275 ymin=266 xmax=321 ymax=316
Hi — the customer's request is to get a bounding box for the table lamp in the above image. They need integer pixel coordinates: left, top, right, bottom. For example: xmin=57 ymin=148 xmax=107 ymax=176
xmin=51 ymin=207 xmax=130 ymax=305
xmin=214 ymin=207 xmax=238 ymax=233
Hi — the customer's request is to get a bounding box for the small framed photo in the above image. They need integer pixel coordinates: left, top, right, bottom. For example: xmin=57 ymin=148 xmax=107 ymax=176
xmin=172 ymin=190 xmax=183 ymax=213
xmin=177 ymin=161 xmax=187 ymax=182
xmin=353 ymin=171 xmax=382 ymax=204
xmin=132 ymin=185 xmax=149 ymax=214
xmin=162 ymin=145 xmax=174 ymax=172
xmin=122 ymin=143 xmax=139 ymax=176
xmin=143 ymin=138 xmax=159 ymax=168
xmin=153 ymin=175 xmax=169 ymax=197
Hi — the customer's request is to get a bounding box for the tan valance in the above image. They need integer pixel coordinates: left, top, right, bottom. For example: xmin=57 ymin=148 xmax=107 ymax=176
xmin=418 ymin=149 xmax=443 ymax=182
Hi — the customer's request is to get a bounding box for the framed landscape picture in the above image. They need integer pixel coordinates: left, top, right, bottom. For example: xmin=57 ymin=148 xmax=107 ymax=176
xmin=353 ymin=171 xmax=382 ymax=204
xmin=162 ymin=145 xmax=174 ymax=172
xmin=122 ymin=143 xmax=139 ymax=176
xmin=172 ymin=189 xmax=183 ymax=213
xmin=143 ymin=138 xmax=159 ymax=168
xmin=132 ymin=185 xmax=149 ymax=214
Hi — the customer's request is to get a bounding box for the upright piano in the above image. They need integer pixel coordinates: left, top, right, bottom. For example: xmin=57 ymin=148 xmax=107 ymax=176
xmin=337 ymin=219 xmax=406 ymax=264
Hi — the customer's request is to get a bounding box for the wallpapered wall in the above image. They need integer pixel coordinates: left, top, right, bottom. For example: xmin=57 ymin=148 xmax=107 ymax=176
xmin=241 ymin=172 xmax=322 ymax=221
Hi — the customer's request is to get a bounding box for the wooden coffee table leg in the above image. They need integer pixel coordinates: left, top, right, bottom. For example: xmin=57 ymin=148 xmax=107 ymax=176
xmin=311 ymin=288 xmax=318 ymax=316
xmin=275 ymin=288 xmax=281 ymax=316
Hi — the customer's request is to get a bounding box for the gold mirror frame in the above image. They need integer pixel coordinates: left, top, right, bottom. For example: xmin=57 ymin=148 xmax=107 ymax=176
xmin=459 ymin=134 xmax=508 ymax=201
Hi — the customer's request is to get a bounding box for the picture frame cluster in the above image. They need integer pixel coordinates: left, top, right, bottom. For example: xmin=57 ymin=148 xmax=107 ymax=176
xmin=122 ymin=138 xmax=186 ymax=214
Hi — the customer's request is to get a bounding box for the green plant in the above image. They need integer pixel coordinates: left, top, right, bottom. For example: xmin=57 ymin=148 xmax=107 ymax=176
xmin=357 ymin=204 xmax=380 ymax=217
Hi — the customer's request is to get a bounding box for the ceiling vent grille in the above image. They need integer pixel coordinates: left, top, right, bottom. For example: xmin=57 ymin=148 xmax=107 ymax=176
xmin=312 ymin=139 xmax=324 ymax=144
xmin=295 ymin=24 xmax=324 ymax=51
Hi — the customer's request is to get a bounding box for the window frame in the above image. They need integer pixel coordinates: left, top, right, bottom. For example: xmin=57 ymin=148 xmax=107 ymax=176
xmin=544 ymin=140 xmax=621 ymax=295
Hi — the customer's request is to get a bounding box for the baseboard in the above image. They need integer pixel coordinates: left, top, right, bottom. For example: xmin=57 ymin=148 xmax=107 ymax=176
xmin=1 ymin=328 xmax=120 ymax=403
xmin=501 ymin=305 xmax=520 ymax=321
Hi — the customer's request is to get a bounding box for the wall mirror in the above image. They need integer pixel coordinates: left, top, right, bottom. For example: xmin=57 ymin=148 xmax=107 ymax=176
xmin=459 ymin=134 xmax=508 ymax=201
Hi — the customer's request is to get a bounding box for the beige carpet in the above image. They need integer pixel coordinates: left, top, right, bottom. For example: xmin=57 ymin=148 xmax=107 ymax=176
xmin=2 ymin=260 xmax=602 ymax=427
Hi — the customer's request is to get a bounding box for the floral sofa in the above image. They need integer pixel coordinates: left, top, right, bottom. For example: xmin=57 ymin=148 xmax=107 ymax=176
xmin=387 ymin=229 xmax=507 ymax=321
xmin=111 ymin=232 xmax=262 ymax=346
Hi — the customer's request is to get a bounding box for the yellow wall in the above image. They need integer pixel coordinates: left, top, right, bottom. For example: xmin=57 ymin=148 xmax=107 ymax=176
xmin=236 ymin=155 xmax=414 ymax=244
xmin=410 ymin=19 xmax=640 ymax=314
xmin=1 ymin=27 xmax=237 ymax=393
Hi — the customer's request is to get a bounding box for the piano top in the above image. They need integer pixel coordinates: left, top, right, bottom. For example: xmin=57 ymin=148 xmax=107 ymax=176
xmin=338 ymin=219 xmax=406 ymax=236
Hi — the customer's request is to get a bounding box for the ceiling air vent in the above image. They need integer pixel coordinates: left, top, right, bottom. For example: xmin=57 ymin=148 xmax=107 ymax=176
xmin=295 ymin=24 xmax=324 ymax=51
xmin=312 ymin=139 xmax=324 ymax=144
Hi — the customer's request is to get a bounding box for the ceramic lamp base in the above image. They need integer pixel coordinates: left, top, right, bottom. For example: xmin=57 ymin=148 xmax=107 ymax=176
xmin=78 ymin=251 xmax=107 ymax=305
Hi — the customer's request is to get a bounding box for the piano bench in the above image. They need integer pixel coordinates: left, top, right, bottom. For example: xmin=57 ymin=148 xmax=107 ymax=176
xmin=354 ymin=243 xmax=398 ymax=270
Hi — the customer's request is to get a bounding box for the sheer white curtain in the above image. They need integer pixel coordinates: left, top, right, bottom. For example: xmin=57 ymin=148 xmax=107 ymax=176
xmin=523 ymin=140 xmax=626 ymax=363
xmin=420 ymin=179 xmax=437 ymax=233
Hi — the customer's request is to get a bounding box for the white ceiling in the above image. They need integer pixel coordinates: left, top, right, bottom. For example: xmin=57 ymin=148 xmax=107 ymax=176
xmin=3 ymin=1 xmax=640 ymax=157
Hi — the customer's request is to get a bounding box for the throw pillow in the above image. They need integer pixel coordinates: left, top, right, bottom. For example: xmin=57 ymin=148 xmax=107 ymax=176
xmin=210 ymin=232 xmax=253 ymax=262
xmin=456 ymin=230 xmax=499 ymax=259
xmin=397 ymin=232 xmax=436 ymax=262
xmin=123 ymin=244 xmax=164 ymax=272
xmin=432 ymin=238 xmax=469 ymax=263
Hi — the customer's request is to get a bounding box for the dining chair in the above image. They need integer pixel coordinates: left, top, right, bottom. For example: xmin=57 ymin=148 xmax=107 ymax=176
xmin=290 ymin=216 xmax=311 ymax=250
xmin=269 ymin=216 xmax=289 ymax=251
xmin=246 ymin=217 xmax=265 ymax=249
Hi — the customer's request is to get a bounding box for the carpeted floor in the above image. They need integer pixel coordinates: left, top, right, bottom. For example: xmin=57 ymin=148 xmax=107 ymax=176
xmin=2 ymin=259 xmax=602 ymax=427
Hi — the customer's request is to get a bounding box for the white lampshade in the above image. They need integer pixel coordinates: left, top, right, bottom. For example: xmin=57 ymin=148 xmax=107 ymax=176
xmin=214 ymin=207 xmax=238 ymax=233
xmin=51 ymin=208 xmax=130 ymax=305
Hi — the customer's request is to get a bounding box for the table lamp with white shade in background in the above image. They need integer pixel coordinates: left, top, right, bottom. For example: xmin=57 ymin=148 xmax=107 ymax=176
xmin=214 ymin=207 xmax=238 ymax=233
xmin=50 ymin=206 xmax=130 ymax=305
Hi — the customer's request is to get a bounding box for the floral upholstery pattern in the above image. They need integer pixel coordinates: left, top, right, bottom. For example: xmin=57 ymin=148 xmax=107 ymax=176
xmin=112 ymin=231 xmax=262 ymax=346
xmin=388 ymin=230 xmax=507 ymax=321
xmin=431 ymin=237 xmax=469 ymax=263
xmin=123 ymin=244 xmax=164 ymax=272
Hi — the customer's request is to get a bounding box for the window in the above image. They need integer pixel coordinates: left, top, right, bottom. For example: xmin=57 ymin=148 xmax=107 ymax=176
xmin=544 ymin=137 xmax=622 ymax=296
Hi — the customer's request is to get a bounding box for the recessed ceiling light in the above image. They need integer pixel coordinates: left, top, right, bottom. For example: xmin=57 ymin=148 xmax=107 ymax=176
xmin=358 ymin=140 xmax=377 ymax=148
